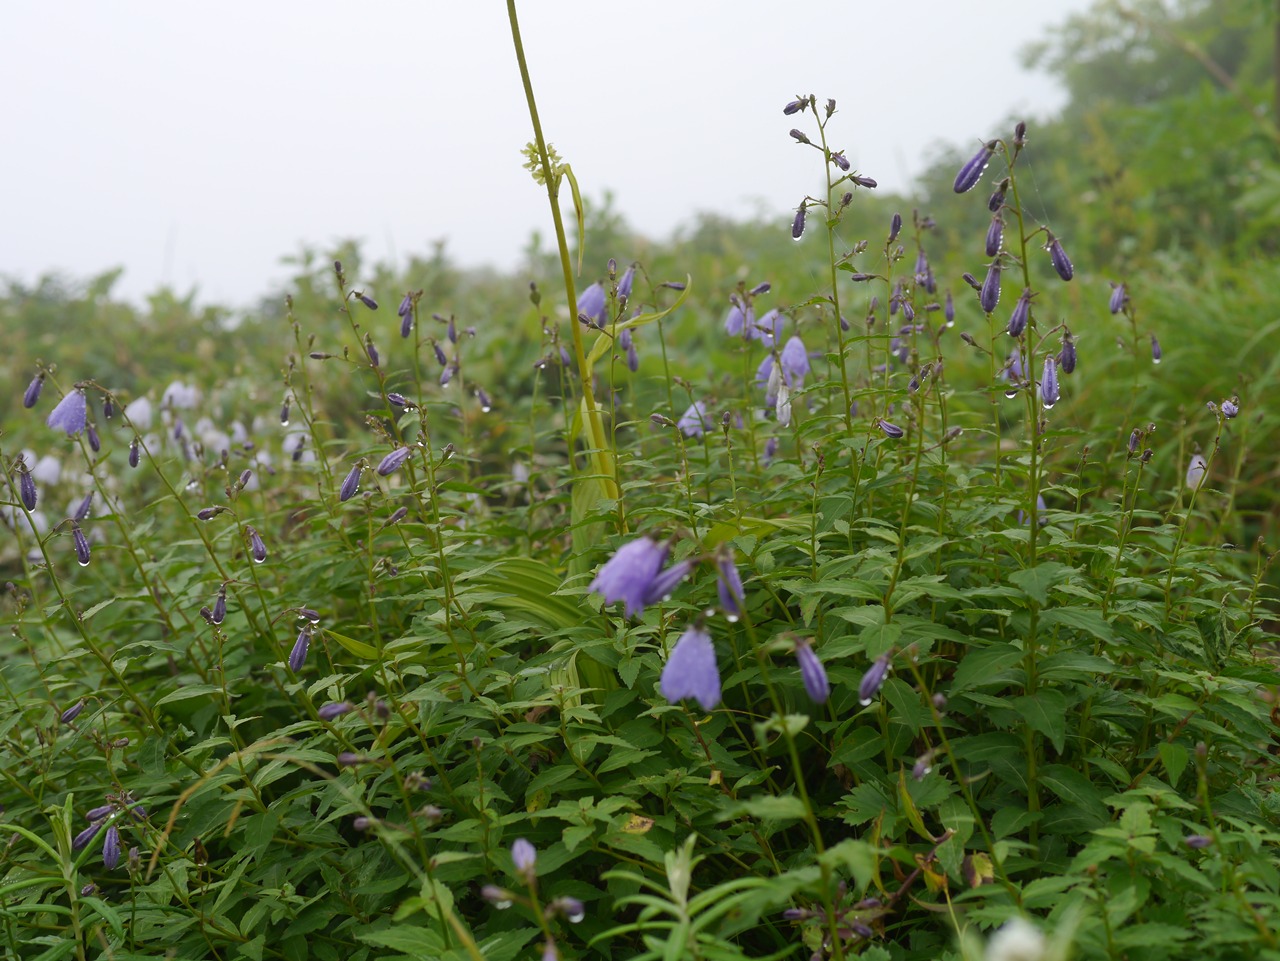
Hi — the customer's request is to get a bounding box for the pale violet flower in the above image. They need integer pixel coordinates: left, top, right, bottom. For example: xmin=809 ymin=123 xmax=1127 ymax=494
xmin=1186 ymin=454 xmax=1207 ymax=490
xmin=124 ymin=396 xmax=154 ymax=430
xmin=660 ymin=625 xmax=721 ymax=710
xmin=678 ymin=401 xmax=710 ymax=439
xmin=47 ymin=390 xmax=87 ymax=436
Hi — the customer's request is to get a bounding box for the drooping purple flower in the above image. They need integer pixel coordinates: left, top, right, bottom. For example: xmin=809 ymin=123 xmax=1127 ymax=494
xmin=715 ymin=547 xmax=745 ymax=621
xmin=877 ymin=419 xmax=904 ymax=439
xmin=1186 ymin=454 xmax=1207 ymax=490
xmin=1150 ymin=335 xmax=1162 ymax=364
xmin=578 ymin=282 xmax=606 ymax=326
xmin=212 ymin=587 xmax=226 ymax=625
xmin=72 ymin=525 xmax=90 ymax=566
xmin=1060 ymin=331 xmax=1076 ymax=374
xmin=589 ymin=536 xmax=670 ymax=618
xmin=18 ymin=465 xmax=37 ymax=511
xmin=377 ymin=447 xmax=413 ymax=476
xmin=1109 ymin=283 xmax=1127 ymax=314
xmin=980 ymin=263 xmax=1002 ymax=314
xmin=1045 ymin=233 xmax=1073 ymax=281
xmin=1007 ymin=288 xmax=1031 ymax=337
xmin=792 ymin=205 xmax=807 ymax=240
xmin=47 ymin=390 xmax=88 ymax=436
xmin=246 ymin=525 xmax=267 ymax=564
xmin=780 ymin=336 xmax=809 ymax=388
xmin=60 ymin=700 xmax=86 ymax=723
xmin=953 ymin=140 xmax=996 ymax=194
xmin=102 ymin=825 xmax=121 ymax=869
xmin=288 ymin=627 xmax=311 ymax=672
xmin=858 ymin=654 xmax=892 ymax=704
xmin=985 ymin=215 xmax=1004 ymax=258
xmin=678 ymin=401 xmax=710 ymax=439
xmin=339 ymin=464 xmax=362 ymax=502
xmin=796 ymin=639 xmax=829 ymax=704
xmin=129 ymin=438 xmax=140 ymax=468
xmin=72 ymin=492 xmax=93 ymax=522
xmin=511 ymin=837 xmax=537 ymax=878
xmin=617 ymin=265 xmax=636 ymax=302
xmin=24 ymin=374 xmax=44 ymax=409
xmin=1040 ymin=355 xmax=1060 ymax=409
xmin=660 ymin=624 xmax=721 ymax=710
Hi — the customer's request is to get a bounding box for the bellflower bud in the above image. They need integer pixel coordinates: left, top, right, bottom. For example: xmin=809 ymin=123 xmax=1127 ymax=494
xmin=377 ymin=447 xmax=413 ymax=476
xmin=1185 ymin=834 xmax=1213 ymax=849
xmin=831 ymin=151 xmax=850 ymax=171
xmin=18 ymin=465 xmax=37 ymax=511
xmin=72 ymin=492 xmax=93 ymax=523
xmin=289 ymin=627 xmax=311 ymax=672
xmin=792 ymin=204 xmax=806 ymax=240
xmin=980 ymin=263 xmax=1002 ymax=314
xmin=246 ymin=525 xmax=267 ymax=563
xmin=1045 ymin=232 xmax=1074 ymax=281
xmin=616 ymin=265 xmax=636 ymax=302
xmin=1040 ymin=355 xmax=1060 ymax=409
xmin=953 ymin=140 xmax=996 ymax=193
xmin=715 ymin=546 xmax=745 ymax=621
xmin=1221 ymin=398 xmax=1239 ymax=419
xmin=1150 ymin=335 xmax=1162 ymax=364
xmin=987 ymin=178 xmax=1009 ymax=212
xmin=1109 ymin=282 xmax=1128 ymax=314
xmin=212 ymin=587 xmax=226 ymax=625
xmin=24 ymin=373 xmax=45 ymax=409
xmin=129 ymin=437 xmax=140 ymax=468
xmin=783 ymin=98 xmax=805 ymax=115
xmin=985 ymin=215 xmax=1004 ymax=257
xmin=851 ymin=175 xmax=877 ymax=188
xmin=60 ymin=700 xmax=86 ymax=723
xmin=318 ymin=701 xmax=354 ymax=720
xmin=72 ymin=820 xmax=103 ymax=851
xmin=511 ymin=838 xmax=537 ymax=880
xmin=100 ymin=824 xmax=121 ymax=870
xmin=1060 ymin=331 xmax=1076 ymax=374
xmin=877 ymin=419 xmax=904 ymax=439
xmin=339 ymin=464 xmax=362 ymax=502
xmin=356 ymin=293 xmax=378 ymax=310
xmin=944 ymin=290 xmax=955 ymax=327
xmin=858 ymin=654 xmax=892 ymax=704
xmin=1007 ymin=288 xmax=1031 ymax=337
xmin=795 ymin=639 xmax=829 ymax=704
xmin=788 ymin=128 xmax=810 ymax=144
xmin=72 ymin=525 xmax=91 ymax=566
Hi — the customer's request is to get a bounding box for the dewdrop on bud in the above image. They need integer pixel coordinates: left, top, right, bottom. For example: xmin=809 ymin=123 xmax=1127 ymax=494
xmin=953 ymin=140 xmax=996 ymax=193
xmin=339 ymin=464 xmax=362 ymax=502
xmin=1040 ymin=355 xmax=1060 ymax=409
xmin=476 ymin=387 xmax=493 ymax=412
xmin=72 ymin=525 xmax=91 ymax=566
xmin=1150 ymin=335 xmax=1162 ymax=364
xmin=280 ymin=399 xmax=290 ymax=427
xmin=246 ymin=526 xmax=267 ymax=563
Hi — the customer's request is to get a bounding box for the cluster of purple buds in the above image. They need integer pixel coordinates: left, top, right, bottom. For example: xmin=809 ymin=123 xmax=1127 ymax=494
xmin=72 ymin=795 xmax=146 ymax=869
xmin=783 ymin=892 xmax=883 ymax=949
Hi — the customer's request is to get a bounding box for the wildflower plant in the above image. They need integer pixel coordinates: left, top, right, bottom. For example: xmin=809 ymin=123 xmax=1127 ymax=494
xmin=0 ymin=12 xmax=1278 ymax=961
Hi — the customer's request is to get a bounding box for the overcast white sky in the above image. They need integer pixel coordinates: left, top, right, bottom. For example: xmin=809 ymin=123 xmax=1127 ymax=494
xmin=5 ymin=1 xmax=1095 ymax=308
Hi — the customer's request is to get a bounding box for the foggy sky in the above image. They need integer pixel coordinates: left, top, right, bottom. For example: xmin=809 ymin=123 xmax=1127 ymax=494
xmin=4 ymin=1 xmax=1095 ymax=307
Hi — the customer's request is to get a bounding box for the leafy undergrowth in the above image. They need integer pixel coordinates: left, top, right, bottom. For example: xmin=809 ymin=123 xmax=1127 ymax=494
xmin=3 ymin=99 xmax=1280 ymax=961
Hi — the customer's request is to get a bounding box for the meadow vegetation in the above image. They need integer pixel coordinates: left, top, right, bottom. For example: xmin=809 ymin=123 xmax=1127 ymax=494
xmin=3 ymin=2 xmax=1280 ymax=959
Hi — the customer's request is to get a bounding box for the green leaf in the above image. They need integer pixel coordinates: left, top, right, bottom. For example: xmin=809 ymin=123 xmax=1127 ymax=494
xmin=1011 ymin=688 xmax=1068 ymax=754
xmin=356 ymin=926 xmax=446 ymax=955
xmin=1158 ymin=742 xmax=1189 ymax=788
xmin=1009 ymin=562 xmax=1076 ymax=605
xmin=325 ymin=629 xmax=380 ymax=660
xmin=155 ymin=684 xmax=223 ymax=707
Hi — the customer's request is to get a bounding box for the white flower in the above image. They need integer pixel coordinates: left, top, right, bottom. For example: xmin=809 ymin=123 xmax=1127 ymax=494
xmin=986 ymin=917 xmax=1046 ymax=961
xmin=1186 ymin=453 xmax=1207 ymax=491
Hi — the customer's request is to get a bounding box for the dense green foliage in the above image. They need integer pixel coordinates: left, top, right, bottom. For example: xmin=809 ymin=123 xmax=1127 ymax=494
xmin=3 ymin=3 xmax=1280 ymax=960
